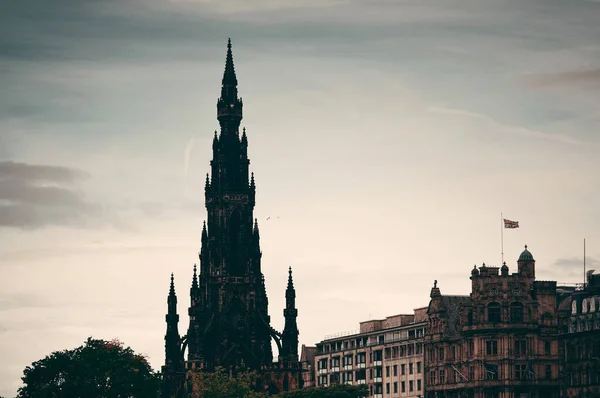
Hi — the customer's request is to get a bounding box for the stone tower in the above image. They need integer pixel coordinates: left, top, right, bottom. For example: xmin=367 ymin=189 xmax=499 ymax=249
xmin=161 ymin=40 xmax=303 ymax=397
xmin=185 ymin=38 xmax=274 ymax=371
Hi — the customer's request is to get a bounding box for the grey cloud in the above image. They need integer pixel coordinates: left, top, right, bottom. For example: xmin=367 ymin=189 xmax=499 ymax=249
xmin=0 ymin=161 xmax=102 ymax=229
xmin=526 ymin=68 xmax=600 ymax=89
xmin=553 ymin=256 xmax=600 ymax=268
xmin=0 ymin=161 xmax=89 ymax=182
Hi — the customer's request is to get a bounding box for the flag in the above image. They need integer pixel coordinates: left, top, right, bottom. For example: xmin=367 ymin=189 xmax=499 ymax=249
xmin=504 ymin=219 xmax=519 ymax=229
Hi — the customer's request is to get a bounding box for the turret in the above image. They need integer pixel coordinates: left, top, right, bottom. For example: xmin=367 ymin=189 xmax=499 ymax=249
xmin=517 ymin=245 xmax=535 ymax=278
xmin=162 ymin=274 xmax=184 ymax=398
xmin=281 ymin=267 xmax=299 ymax=362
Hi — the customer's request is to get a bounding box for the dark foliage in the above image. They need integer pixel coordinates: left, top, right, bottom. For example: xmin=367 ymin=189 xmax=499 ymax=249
xmin=16 ymin=337 xmax=160 ymax=398
xmin=275 ymin=384 xmax=368 ymax=398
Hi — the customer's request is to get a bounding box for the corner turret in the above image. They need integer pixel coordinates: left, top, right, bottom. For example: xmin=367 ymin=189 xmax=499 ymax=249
xmin=517 ymin=244 xmax=535 ymax=278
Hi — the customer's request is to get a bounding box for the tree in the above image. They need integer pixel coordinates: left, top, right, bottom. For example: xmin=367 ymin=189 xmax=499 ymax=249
xmin=275 ymin=384 xmax=368 ymax=398
xmin=17 ymin=337 xmax=160 ymax=398
xmin=187 ymin=367 xmax=266 ymax=398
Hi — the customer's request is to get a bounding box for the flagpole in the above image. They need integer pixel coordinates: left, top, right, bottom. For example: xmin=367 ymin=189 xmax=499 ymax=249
xmin=584 ymin=238 xmax=586 ymax=287
xmin=501 ymin=213 xmax=504 ymax=265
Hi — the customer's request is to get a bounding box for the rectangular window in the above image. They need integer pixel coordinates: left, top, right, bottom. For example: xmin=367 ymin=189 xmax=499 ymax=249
xmin=401 ymin=364 xmax=405 ymax=375
xmin=468 ymin=339 xmax=474 ymax=357
xmin=439 ymin=369 xmax=445 ymax=384
xmin=516 ymin=364 xmax=526 ymax=380
xmin=417 ymin=379 xmax=422 ymax=390
xmin=469 ymin=366 xmax=475 ymax=381
xmin=545 ymin=341 xmax=551 ymax=356
xmin=386 ymin=366 xmax=390 ymax=377
xmin=417 ymin=362 xmax=422 ymax=373
xmin=430 ymin=370 xmax=436 ymax=385
xmin=545 ymin=365 xmax=552 ymax=379
xmin=439 ymin=347 xmax=445 ymax=360
xmin=401 ymin=381 xmax=406 ymax=392
xmin=393 ymin=365 xmax=398 ymax=376
xmin=486 ymin=340 xmax=498 ymax=356
xmin=409 ymin=363 xmax=414 ymax=375
xmin=386 ymin=383 xmax=390 ymax=394
xmin=355 ymin=369 xmax=366 ymax=381
xmin=409 ymin=380 xmax=413 ymax=392
xmin=393 ymin=382 xmax=398 ymax=393
xmin=514 ymin=339 xmax=527 ymax=357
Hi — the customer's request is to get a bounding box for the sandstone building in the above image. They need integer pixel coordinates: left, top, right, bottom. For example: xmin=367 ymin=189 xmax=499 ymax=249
xmin=425 ymin=246 xmax=560 ymax=398
xmin=558 ymin=271 xmax=600 ymax=398
xmin=314 ymin=310 xmax=428 ymax=397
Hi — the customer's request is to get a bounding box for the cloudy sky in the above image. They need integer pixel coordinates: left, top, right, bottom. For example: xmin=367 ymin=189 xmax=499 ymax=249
xmin=1 ymin=0 xmax=600 ymax=395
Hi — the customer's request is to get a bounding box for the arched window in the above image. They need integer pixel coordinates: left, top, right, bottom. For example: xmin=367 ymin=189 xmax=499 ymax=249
xmin=510 ymin=302 xmax=524 ymax=323
xmin=488 ymin=302 xmax=501 ymax=323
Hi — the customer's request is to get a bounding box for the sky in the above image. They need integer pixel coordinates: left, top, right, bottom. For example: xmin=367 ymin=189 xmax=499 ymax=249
xmin=1 ymin=0 xmax=600 ymax=395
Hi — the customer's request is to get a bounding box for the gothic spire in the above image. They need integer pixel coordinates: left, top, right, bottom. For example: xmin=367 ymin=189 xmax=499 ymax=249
xmin=222 ymin=38 xmax=238 ymax=87
xmin=281 ymin=266 xmax=299 ymax=361
xmin=201 ymin=221 xmax=208 ymax=242
xmin=162 ymin=273 xmax=184 ymax=397
xmin=216 ymin=39 xmax=243 ymax=135
xmin=287 ymin=266 xmax=294 ymax=290
xmin=169 ymin=273 xmax=176 ymax=301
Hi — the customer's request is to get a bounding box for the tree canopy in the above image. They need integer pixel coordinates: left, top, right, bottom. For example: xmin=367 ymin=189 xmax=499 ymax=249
xmin=276 ymin=384 xmax=368 ymax=398
xmin=187 ymin=367 xmax=266 ymax=398
xmin=17 ymin=337 xmax=160 ymax=398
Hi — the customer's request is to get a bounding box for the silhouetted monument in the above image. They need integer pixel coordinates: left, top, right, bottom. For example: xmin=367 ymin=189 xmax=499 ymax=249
xmin=161 ymin=39 xmax=303 ymax=398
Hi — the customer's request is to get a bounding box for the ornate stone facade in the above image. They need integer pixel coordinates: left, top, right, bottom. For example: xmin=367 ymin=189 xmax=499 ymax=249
xmin=161 ymin=39 xmax=303 ymax=397
xmin=425 ymin=246 xmax=561 ymax=398
xmin=558 ymin=271 xmax=600 ymax=398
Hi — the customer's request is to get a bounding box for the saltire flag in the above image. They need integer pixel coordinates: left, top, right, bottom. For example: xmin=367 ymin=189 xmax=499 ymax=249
xmin=504 ymin=219 xmax=519 ymax=229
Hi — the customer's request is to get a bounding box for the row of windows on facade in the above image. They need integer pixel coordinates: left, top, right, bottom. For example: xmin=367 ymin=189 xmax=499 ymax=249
xmin=568 ymin=316 xmax=600 ymax=333
xmin=572 ymin=296 xmax=599 ymax=315
xmin=318 ymin=346 xmax=423 ymax=370
xmin=427 ymin=364 xmax=552 ymax=384
xmin=318 ymin=328 xmax=425 ymax=353
xmin=317 ymin=363 xmax=423 ymax=384
xmin=428 ymin=338 xmax=552 ymax=361
xmin=476 ymin=302 xmax=554 ymax=325
xmin=317 ymin=374 xmax=422 ymax=394
xmin=318 ymin=343 xmax=423 ymax=367
xmin=566 ymin=369 xmax=600 ymax=386
xmin=319 ymin=358 xmax=422 ymax=376
xmin=565 ymin=340 xmax=600 ymax=361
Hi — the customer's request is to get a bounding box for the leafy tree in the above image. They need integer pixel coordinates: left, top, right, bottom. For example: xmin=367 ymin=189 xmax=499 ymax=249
xmin=187 ymin=367 xmax=266 ymax=398
xmin=17 ymin=337 xmax=160 ymax=398
xmin=275 ymin=384 xmax=368 ymax=398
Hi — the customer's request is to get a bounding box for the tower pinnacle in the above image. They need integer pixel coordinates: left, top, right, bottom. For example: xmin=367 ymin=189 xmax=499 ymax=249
xmin=222 ymin=38 xmax=238 ymax=88
xmin=217 ymin=39 xmax=243 ymax=133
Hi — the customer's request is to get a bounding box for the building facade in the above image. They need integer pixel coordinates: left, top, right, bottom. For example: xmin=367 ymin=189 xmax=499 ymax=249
xmin=300 ymin=345 xmax=317 ymax=388
xmin=558 ymin=271 xmax=600 ymax=398
xmin=314 ymin=309 xmax=428 ymax=397
xmin=425 ymin=246 xmax=561 ymax=398
xmin=161 ymin=39 xmax=303 ymax=397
